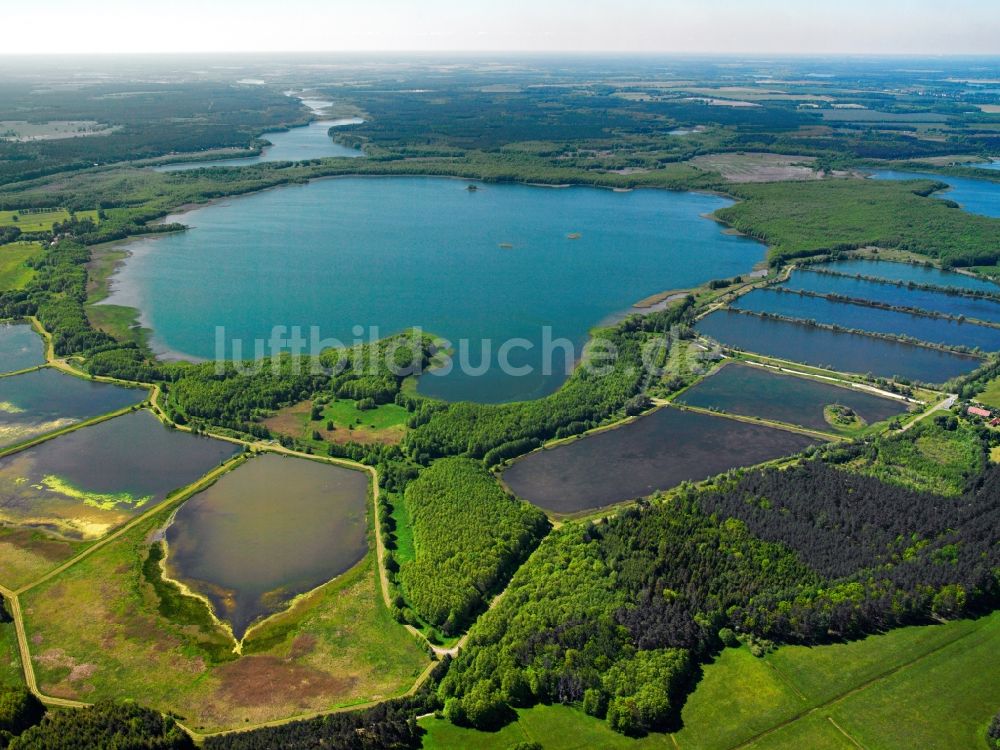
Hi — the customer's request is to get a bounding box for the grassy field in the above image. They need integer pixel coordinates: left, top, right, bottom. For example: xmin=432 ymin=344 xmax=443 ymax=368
xmin=388 ymin=492 xmax=416 ymax=566
xmin=420 ymin=703 xmax=676 ymax=750
xmin=264 ymin=398 xmax=408 ymax=448
xmin=19 ymin=503 xmax=429 ymax=733
xmin=969 ymin=264 xmax=1000 ymax=280
xmin=86 ymin=303 xmax=148 ymax=349
xmin=752 ymin=614 xmax=1000 ymax=750
xmin=0 ymin=209 xmax=99 ymax=232
xmin=0 ymin=241 xmax=43 ymax=290
xmin=323 ymin=398 xmax=409 ymax=431
xmin=977 ymin=377 xmax=1000 ymax=409
xmin=420 ymin=614 xmax=999 ymax=750
xmin=687 ymin=152 xmax=821 ymax=183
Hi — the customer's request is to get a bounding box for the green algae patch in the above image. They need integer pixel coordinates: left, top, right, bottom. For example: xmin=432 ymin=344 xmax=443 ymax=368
xmin=40 ymin=474 xmax=152 ymax=511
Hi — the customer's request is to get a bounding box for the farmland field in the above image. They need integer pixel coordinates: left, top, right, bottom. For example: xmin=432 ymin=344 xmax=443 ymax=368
xmin=0 ymin=242 xmax=42 ymax=290
xmin=977 ymin=376 xmax=1000 ymax=408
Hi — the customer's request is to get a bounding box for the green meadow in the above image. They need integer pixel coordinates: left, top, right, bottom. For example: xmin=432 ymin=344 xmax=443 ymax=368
xmin=0 ymin=209 xmax=99 ymax=233
xmin=420 ymin=613 xmax=1000 ymax=750
xmin=0 ymin=242 xmax=43 ymax=290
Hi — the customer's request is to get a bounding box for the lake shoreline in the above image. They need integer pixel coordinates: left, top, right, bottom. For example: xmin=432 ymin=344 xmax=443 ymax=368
xmin=100 ymin=176 xmax=766 ymax=403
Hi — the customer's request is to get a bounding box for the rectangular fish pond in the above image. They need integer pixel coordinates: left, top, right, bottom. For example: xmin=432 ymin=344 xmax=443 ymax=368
xmin=500 ymin=406 xmax=817 ymax=515
xmin=0 ymin=368 xmax=147 ymax=449
xmin=697 ymin=310 xmax=981 ymax=384
xmin=0 ymin=322 xmax=45 ymax=374
xmin=163 ymin=453 xmax=370 ymax=640
xmin=0 ymin=409 xmax=240 ymax=542
xmin=821 ymin=259 xmax=1000 ymax=294
xmin=782 ymin=269 xmax=1000 ymax=325
xmin=732 ymin=288 xmax=1000 ymax=352
xmin=676 ymin=362 xmax=909 ymax=433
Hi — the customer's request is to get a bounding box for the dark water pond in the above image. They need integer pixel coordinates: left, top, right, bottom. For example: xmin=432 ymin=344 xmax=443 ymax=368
xmin=697 ymin=310 xmax=980 ymax=384
xmin=783 ymin=269 xmax=1000 ymax=324
xmin=733 ymin=288 xmax=1000 ymax=351
xmin=677 ymin=362 xmax=907 ymax=432
xmin=501 ymin=406 xmax=816 ymax=514
xmin=0 ymin=323 xmax=45 ymax=373
xmin=0 ymin=368 xmax=147 ymax=449
xmin=165 ymin=454 xmax=369 ymax=639
xmin=0 ymin=409 xmax=240 ymax=539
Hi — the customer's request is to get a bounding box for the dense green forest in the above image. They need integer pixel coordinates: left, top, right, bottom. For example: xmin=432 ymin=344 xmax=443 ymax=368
xmin=397 ymin=459 xmax=549 ymax=632
xmin=0 ymin=688 xmax=44 ymax=747
xmin=440 ymin=445 xmax=1000 ymax=734
xmin=3 ymin=700 xmax=191 ymax=749
xmin=716 ymin=179 xmax=1000 ymax=267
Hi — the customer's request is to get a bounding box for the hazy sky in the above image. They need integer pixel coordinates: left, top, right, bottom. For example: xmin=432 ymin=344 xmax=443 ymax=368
xmin=4 ymin=0 xmax=998 ymax=55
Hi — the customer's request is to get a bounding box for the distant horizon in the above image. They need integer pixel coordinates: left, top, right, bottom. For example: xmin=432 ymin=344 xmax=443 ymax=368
xmin=4 ymin=0 xmax=998 ymax=56
xmin=2 ymin=51 xmax=1000 ymax=58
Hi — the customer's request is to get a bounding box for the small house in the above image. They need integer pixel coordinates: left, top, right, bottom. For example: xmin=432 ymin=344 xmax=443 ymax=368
xmin=967 ymin=406 xmax=992 ymax=419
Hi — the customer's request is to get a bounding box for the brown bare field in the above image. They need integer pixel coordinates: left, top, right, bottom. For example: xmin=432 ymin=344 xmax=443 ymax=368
xmin=689 ymin=152 xmax=829 ymax=182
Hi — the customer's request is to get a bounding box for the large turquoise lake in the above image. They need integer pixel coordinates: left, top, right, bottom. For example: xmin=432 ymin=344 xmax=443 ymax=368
xmin=106 ymin=178 xmax=765 ymax=402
